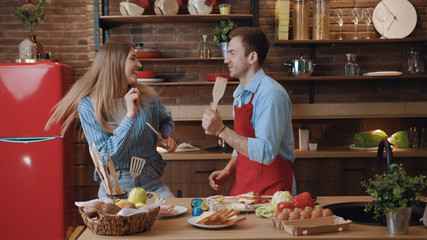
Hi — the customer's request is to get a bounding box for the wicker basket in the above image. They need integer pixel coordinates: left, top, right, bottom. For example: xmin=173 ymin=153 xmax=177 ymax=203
xmin=79 ymin=191 xmax=160 ymax=235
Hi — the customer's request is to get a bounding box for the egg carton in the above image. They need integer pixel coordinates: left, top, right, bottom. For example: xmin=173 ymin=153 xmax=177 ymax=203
xmin=270 ymin=215 xmax=352 ymax=236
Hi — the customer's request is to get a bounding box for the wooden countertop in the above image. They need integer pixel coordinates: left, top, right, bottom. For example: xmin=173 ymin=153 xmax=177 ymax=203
xmin=76 ymin=196 xmax=427 ymax=240
xmin=161 ymin=147 xmax=427 ymax=160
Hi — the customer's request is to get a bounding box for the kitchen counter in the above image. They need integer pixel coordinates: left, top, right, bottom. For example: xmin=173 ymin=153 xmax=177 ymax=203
xmin=161 ymin=147 xmax=427 ymax=161
xmin=76 ymin=196 xmax=427 ymax=240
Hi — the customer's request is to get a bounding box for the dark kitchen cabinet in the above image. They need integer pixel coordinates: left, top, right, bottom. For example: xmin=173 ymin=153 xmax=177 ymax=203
xmin=162 ymin=159 xmax=234 ymax=197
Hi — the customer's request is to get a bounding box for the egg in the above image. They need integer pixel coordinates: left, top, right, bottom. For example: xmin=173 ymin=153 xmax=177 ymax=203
xmin=282 ymin=208 xmax=293 ymax=214
xmin=299 ymin=210 xmax=310 ymax=219
xmin=277 ymin=212 xmax=289 ymax=221
xmin=288 ymin=211 xmax=300 ymax=220
xmin=311 ymin=210 xmax=322 ymax=218
xmin=322 ymin=208 xmax=334 ymax=217
xmin=304 ymin=206 xmax=313 ymax=213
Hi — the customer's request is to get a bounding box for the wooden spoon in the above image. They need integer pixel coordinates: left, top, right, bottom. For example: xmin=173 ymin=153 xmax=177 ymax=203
xmin=211 ymin=77 xmax=228 ymax=111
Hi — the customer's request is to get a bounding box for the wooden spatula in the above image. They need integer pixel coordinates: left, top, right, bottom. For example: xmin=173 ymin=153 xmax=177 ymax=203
xmin=211 ymin=77 xmax=228 ymax=111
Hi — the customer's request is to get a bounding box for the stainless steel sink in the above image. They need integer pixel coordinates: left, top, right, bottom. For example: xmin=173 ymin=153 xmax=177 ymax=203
xmin=323 ymin=201 xmax=425 ymax=226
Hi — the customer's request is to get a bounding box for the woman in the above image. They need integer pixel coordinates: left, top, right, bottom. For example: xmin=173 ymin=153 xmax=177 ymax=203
xmin=45 ymin=41 xmax=177 ymax=198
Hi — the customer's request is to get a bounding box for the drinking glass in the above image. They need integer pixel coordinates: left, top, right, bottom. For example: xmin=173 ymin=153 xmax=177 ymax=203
xmin=351 ymin=8 xmax=363 ymax=40
xmin=362 ymin=8 xmax=372 ymax=39
xmin=337 ymin=9 xmax=344 ymax=40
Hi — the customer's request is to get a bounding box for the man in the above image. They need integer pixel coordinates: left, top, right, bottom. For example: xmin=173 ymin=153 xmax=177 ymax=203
xmin=202 ymin=27 xmax=296 ymax=196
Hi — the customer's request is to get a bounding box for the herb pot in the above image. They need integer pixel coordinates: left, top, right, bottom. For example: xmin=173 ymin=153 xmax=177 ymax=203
xmin=386 ymin=207 xmax=411 ymax=235
xmin=283 ymin=55 xmax=315 ymax=77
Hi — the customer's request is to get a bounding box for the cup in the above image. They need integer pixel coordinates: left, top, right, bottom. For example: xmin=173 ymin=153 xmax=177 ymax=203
xmin=219 ymin=3 xmax=231 ymax=14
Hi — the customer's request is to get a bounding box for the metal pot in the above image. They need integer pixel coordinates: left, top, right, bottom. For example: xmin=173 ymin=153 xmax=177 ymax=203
xmin=283 ymin=56 xmax=315 ymax=77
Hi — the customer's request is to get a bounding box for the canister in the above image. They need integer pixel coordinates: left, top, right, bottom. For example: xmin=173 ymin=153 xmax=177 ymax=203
xmin=292 ymin=0 xmax=310 ymax=40
xmin=312 ymin=0 xmax=330 ymax=40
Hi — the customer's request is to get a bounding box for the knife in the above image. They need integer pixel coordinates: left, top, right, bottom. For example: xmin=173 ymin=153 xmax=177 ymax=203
xmin=146 ymin=122 xmax=164 ymax=140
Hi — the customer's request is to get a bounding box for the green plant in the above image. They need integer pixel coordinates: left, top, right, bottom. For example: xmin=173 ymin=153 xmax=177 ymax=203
xmin=309 ymin=138 xmax=316 ymax=143
xmin=14 ymin=0 xmax=50 ymax=36
xmin=361 ymin=163 xmax=427 ymax=220
xmin=213 ymin=18 xmax=237 ymax=47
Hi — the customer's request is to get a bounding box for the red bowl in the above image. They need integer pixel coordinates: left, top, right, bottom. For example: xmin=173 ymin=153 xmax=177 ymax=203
xmin=137 ymin=71 xmax=157 ymax=79
xmin=136 ymin=51 xmax=161 ymax=58
xmin=205 ymin=74 xmax=238 ymax=82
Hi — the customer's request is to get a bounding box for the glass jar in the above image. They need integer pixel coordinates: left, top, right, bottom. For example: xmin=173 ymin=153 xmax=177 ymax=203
xmin=344 ymin=53 xmax=353 ymax=76
xmin=312 ymin=0 xmax=330 ymax=40
xmin=292 ymin=0 xmax=310 ymax=40
xmin=407 ymin=47 xmax=425 ymax=74
xmin=351 ymin=54 xmax=360 ymax=76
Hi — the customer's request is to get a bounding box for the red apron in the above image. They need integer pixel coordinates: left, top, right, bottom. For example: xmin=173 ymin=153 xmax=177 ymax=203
xmin=230 ymin=93 xmax=294 ymax=196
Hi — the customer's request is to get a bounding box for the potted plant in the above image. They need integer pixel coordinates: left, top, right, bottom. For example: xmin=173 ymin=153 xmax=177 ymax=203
xmin=308 ymin=138 xmax=318 ymax=150
xmin=212 ymin=18 xmax=237 ymax=57
xmin=298 ymin=123 xmax=309 ymax=150
xmin=361 ymin=163 xmax=427 ymax=235
xmin=14 ymin=0 xmax=51 ymax=54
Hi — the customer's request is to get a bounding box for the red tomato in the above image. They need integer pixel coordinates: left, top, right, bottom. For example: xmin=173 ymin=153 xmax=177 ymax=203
xmin=258 ymin=197 xmax=269 ymax=204
xmin=277 ymin=201 xmax=295 ymax=211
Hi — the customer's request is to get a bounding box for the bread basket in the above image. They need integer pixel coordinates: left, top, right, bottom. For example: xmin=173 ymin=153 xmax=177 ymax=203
xmin=79 ymin=191 xmax=160 ymax=235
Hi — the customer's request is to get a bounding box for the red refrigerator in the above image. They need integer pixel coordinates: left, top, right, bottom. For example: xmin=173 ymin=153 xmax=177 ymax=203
xmin=0 ymin=62 xmax=75 ymax=240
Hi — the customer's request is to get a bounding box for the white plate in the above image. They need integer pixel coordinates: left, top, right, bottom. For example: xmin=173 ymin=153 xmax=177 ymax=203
xmin=187 ymin=217 xmax=233 ymax=229
xmin=158 ymin=205 xmax=187 ymax=218
xmin=261 ymin=212 xmax=271 ymax=218
xmin=137 ymin=78 xmax=165 ymax=83
xmin=230 ymin=203 xmax=269 ymax=212
xmin=349 ymin=144 xmax=393 ymax=151
xmin=362 ymin=71 xmax=403 ymax=76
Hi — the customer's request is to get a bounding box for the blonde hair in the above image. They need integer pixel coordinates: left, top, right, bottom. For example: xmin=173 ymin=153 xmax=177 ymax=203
xmin=45 ymin=41 xmax=156 ymax=135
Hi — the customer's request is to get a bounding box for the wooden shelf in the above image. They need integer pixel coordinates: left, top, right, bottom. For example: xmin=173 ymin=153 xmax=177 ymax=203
xmin=100 ymin=14 xmax=253 ymax=28
xmin=273 ymin=74 xmax=427 ymax=81
xmin=139 ymin=57 xmax=224 ymax=63
xmin=274 ymin=36 xmax=427 ymax=45
xmin=145 ymin=74 xmax=427 ymax=85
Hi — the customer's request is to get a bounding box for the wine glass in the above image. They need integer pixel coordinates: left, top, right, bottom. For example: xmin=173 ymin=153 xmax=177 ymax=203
xmin=362 ymin=8 xmax=372 ymax=39
xmin=374 ymin=8 xmax=388 ymax=39
xmin=337 ymin=9 xmax=344 ymax=40
xmin=351 ymin=8 xmax=363 ymax=40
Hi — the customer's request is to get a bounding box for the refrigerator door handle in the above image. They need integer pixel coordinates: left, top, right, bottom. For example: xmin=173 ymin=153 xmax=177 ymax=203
xmin=0 ymin=136 xmax=63 ymax=143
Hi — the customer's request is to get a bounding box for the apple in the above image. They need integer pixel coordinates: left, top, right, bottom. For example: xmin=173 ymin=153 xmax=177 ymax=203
xmin=128 ymin=187 xmax=147 ymax=204
xmin=116 ymin=199 xmax=129 ymax=209
xmin=135 ymin=202 xmax=146 ymax=208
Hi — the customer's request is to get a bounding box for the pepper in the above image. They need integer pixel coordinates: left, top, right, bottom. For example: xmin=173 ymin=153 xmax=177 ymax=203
xmin=292 ymin=192 xmax=314 ymax=209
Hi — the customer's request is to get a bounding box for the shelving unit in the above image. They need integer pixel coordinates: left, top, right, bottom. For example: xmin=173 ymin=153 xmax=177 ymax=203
xmin=93 ymin=0 xmax=258 ymax=51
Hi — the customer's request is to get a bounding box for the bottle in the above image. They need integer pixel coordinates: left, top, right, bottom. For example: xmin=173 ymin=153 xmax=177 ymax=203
xmin=199 ymin=35 xmax=211 ymax=58
xmin=30 ymin=34 xmax=43 ymax=54
xmin=292 ymin=0 xmax=310 ymax=40
xmin=407 ymin=47 xmax=425 ymax=74
xmin=351 ymin=54 xmax=360 ymax=76
xmin=312 ymin=0 xmax=330 ymax=40
xmin=344 ymin=53 xmax=354 ymax=76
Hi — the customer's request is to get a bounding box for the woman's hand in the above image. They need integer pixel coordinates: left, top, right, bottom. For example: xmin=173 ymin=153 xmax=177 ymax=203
xmin=125 ymin=87 xmax=140 ymax=119
xmin=160 ymin=136 xmax=177 ymax=153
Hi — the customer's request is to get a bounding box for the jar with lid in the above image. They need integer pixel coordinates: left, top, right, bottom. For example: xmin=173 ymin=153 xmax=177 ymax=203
xmin=292 ymin=0 xmax=310 ymax=40
xmin=312 ymin=0 xmax=330 ymax=40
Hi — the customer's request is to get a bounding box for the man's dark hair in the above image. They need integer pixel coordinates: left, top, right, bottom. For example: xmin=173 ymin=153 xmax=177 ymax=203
xmin=229 ymin=27 xmax=269 ymax=66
